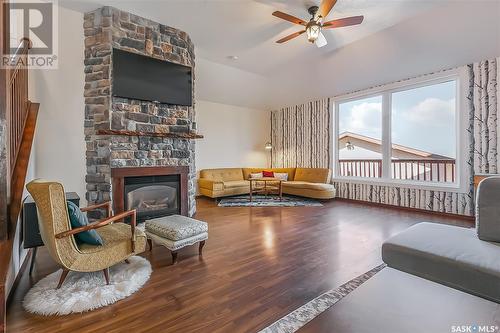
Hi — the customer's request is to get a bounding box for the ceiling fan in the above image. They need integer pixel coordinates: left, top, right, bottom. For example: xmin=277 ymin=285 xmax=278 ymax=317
xmin=272 ymin=0 xmax=364 ymax=48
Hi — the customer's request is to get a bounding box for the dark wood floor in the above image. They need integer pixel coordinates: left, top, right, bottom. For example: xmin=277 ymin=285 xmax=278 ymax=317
xmin=7 ymin=198 xmax=472 ymax=333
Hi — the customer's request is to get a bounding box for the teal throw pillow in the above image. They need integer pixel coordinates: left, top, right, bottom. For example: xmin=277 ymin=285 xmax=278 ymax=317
xmin=67 ymin=201 xmax=103 ymax=246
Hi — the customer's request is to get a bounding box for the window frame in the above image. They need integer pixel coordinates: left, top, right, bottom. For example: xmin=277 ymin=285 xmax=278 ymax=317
xmin=331 ymin=68 xmax=468 ymax=193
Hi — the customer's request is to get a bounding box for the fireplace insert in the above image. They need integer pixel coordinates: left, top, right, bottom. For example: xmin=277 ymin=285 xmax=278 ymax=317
xmin=124 ymin=175 xmax=180 ymax=221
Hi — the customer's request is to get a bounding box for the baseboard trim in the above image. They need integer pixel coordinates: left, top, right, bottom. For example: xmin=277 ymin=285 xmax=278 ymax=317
xmin=334 ymin=198 xmax=475 ymax=222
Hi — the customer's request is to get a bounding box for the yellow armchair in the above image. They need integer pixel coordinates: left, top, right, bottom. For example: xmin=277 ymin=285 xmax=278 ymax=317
xmin=26 ymin=179 xmax=147 ymax=289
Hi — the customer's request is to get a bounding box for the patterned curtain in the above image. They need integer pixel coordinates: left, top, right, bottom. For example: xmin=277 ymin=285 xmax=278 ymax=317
xmin=270 ymin=58 xmax=499 ymax=216
xmin=270 ymin=99 xmax=330 ymax=168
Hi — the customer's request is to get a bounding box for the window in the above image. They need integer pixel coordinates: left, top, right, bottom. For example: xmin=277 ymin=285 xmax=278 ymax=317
xmin=338 ymin=96 xmax=382 ymax=178
xmin=391 ymin=81 xmax=456 ymax=183
xmin=334 ymin=74 xmax=461 ymax=187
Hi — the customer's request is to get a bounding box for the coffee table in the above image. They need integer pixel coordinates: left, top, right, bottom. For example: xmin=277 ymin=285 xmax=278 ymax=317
xmin=249 ymin=177 xmax=283 ymax=202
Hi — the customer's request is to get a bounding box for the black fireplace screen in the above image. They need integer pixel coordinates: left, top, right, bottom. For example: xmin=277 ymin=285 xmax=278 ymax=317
xmin=124 ymin=175 xmax=180 ymax=221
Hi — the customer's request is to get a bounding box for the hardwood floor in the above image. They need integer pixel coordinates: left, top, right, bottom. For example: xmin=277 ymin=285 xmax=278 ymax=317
xmin=7 ymin=198 xmax=471 ymax=333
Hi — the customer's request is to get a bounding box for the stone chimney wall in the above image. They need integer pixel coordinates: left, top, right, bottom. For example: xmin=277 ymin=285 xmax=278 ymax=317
xmin=83 ymin=6 xmax=196 ymax=217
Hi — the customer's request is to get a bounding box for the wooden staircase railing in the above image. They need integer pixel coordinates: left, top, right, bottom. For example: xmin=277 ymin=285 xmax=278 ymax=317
xmin=6 ymin=38 xmax=38 ymax=236
xmin=8 ymin=38 xmax=31 ymax=179
xmin=0 ymin=33 xmax=39 ymax=333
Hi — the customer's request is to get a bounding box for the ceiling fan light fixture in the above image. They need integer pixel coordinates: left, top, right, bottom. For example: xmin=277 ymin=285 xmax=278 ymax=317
xmin=306 ymin=22 xmax=321 ymax=43
xmin=272 ymin=1 xmax=364 ymax=46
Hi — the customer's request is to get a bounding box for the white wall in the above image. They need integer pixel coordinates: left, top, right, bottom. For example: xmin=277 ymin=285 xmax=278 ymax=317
xmin=195 ymin=100 xmax=270 ymax=171
xmin=29 ymin=5 xmax=87 ymax=203
xmin=196 ymin=58 xmax=272 ymax=111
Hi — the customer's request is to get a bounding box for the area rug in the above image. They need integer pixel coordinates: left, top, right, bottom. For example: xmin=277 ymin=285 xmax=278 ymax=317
xmin=23 ymin=256 xmax=152 ymax=316
xmin=218 ymin=195 xmax=323 ymax=207
xmin=259 ymin=264 xmax=386 ymax=333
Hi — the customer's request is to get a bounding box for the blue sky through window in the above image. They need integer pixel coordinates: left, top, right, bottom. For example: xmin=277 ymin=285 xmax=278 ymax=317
xmin=338 ymin=80 xmax=456 ymax=159
xmin=392 ymin=80 xmax=456 ymax=158
xmin=339 ymin=95 xmax=382 ymax=139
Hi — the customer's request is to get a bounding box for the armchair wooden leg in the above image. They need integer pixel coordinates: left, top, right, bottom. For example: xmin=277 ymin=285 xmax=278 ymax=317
xmin=199 ymin=240 xmax=206 ymax=255
xmin=171 ymin=251 xmax=178 ymax=264
xmin=103 ymin=268 xmax=110 ymax=285
xmin=56 ymin=269 xmax=69 ymax=289
xmin=147 ymin=239 xmax=153 ymax=251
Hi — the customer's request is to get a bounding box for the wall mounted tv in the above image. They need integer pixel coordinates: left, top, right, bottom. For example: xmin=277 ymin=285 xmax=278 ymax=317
xmin=112 ymin=48 xmax=192 ymax=106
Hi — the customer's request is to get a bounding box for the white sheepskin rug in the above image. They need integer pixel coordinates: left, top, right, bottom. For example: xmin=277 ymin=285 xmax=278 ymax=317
xmin=23 ymin=256 xmax=152 ymax=316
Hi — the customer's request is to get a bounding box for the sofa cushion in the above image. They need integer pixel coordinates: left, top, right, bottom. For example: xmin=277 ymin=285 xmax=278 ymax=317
xmin=249 ymin=172 xmax=263 ymax=179
xmin=382 ymin=222 xmax=500 ymax=303
xmin=243 ymin=168 xmax=296 ymax=181
xmin=476 ymin=176 xmax=500 ymax=242
xmin=274 ymin=172 xmax=288 ymax=181
xmin=294 ymin=168 xmax=331 ymax=183
xmin=199 ymin=168 xmax=244 ymax=181
xmin=262 ymin=170 xmax=274 ymax=178
xmin=76 ymin=223 xmax=147 ymax=271
xmin=282 ymin=181 xmax=335 ymax=191
xmin=223 ymin=180 xmax=250 ymax=189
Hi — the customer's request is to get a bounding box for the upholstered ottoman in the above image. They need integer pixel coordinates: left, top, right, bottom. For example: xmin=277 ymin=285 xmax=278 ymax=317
xmin=145 ymin=215 xmax=208 ymax=264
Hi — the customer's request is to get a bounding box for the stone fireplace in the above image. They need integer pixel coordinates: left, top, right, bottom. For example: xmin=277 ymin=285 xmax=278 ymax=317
xmin=83 ymin=6 xmax=196 ymax=218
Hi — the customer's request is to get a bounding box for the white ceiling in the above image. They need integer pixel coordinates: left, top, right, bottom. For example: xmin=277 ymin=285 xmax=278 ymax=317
xmin=61 ymin=0 xmax=500 ymax=110
xmin=61 ymin=0 xmax=442 ymax=75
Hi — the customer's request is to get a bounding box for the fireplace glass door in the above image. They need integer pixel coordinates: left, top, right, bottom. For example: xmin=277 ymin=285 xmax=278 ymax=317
xmin=124 ymin=175 xmax=180 ymax=221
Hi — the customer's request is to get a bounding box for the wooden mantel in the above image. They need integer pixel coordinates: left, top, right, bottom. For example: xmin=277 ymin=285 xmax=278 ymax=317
xmin=96 ymin=129 xmax=203 ymax=139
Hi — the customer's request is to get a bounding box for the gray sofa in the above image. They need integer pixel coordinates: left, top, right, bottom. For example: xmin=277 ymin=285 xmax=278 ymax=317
xmin=382 ymin=176 xmax=500 ymax=303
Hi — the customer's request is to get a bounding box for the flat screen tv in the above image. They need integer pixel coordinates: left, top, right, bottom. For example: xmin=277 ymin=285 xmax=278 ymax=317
xmin=112 ymin=48 xmax=192 ymax=106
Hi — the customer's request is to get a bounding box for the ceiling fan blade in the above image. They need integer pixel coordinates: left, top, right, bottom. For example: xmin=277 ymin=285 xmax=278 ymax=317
xmin=315 ymin=32 xmax=327 ymax=48
xmin=319 ymin=0 xmax=338 ymax=19
xmin=276 ymin=30 xmax=306 ymax=44
xmin=272 ymin=11 xmax=307 ymax=26
xmin=322 ymin=16 xmax=364 ymax=29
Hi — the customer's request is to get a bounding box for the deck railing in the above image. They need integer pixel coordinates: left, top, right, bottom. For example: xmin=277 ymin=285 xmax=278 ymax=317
xmin=339 ymin=159 xmax=456 ymax=183
xmin=339 ymin=159 xmax=382 ymax=178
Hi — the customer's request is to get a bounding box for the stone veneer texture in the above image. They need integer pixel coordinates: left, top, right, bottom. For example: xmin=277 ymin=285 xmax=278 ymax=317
xmin=83 ymin=6 xmax=196 ymax=217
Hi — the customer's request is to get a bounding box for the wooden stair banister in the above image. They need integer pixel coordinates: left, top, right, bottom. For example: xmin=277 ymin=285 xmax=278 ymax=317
xmin=1 ymin=37 xmax=32 ymax=239
xmin=0 ymin=10 xmax=39 ymax=330
xmin=8 ymin=101 xmax=39 ymax=234
xmin=7 ymin=37 xmax=32 ymax=180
